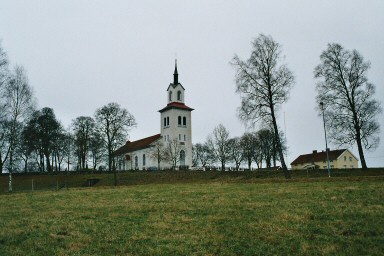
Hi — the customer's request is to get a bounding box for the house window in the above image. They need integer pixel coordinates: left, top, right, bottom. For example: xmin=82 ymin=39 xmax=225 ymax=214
xmin=143 ymin=154 xmax=146 ymax=166
xmin=135 ymin=156 xmax=138 ymax=169
xmin=178 ymin=116 xmax=182 ymax=126
xmin=167 ymin=117 xmax=169 ymax=126
xmin=179 ymin=134 xmax=181 ymax=140
xmin=180 ymin=150 xmax=185 ymax=166
xmin=164 ymin=117 xmax=167 ymax=127
xmin=177 ymin=90 xmax=182 ymax=101
xmin=184 ymin=135 xmax=186 ymax=141
xmin=344 ymin=156 xmax=347 ymax=161
xmin=183 ymin=116 xmax=186 ymax=126
xmin=349 ymin=157 xmax=352 ymax=161
xmin=169 ymin=91 xmax=172 ymax=102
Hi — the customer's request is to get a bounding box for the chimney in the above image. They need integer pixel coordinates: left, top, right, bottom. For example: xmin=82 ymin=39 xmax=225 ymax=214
xmin=313 ymin=150 xmax=317 ymax=154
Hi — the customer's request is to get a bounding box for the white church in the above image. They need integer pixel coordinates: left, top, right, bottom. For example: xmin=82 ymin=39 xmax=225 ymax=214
xmin=114 ymin=62 xmax=194 ymax=170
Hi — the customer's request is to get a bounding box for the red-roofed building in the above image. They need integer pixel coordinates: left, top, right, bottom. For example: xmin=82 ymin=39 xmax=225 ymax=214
xmin=290 ymin=149 xmax=359 ymax=170
xmin=114 ymin=61 xmax=193 ymax=170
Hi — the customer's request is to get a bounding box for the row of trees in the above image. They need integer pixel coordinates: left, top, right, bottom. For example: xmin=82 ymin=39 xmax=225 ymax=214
xmin=0 ymin=43 xmax=136 ymax=189
xmin=193 ymin=124 xmax=286 ymax=171
xmin=231 ymin=34 xmax=381 ymax=178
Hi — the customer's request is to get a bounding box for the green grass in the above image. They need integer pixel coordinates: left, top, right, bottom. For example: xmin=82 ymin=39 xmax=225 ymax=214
xmin=0 ymin=176 xmax=383 ymax=255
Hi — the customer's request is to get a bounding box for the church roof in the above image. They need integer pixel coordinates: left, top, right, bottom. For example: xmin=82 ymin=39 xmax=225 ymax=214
xmin=158 ymin=102 xmax=194 ymax=113
xmin=113 ymin=134 xmax=161 ymax=156
xmin=167 ymin=82 xmax=185 ymax=90
xmin=290 ymin=149 xmax=349 ymax=165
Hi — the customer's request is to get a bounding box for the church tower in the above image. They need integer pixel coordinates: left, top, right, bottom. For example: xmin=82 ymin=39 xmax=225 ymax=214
xmin=159 ymin=61 xmax=194 ymax=168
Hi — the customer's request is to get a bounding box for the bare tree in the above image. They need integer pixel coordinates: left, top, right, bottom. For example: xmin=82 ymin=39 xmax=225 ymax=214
xmin=95 ymin=102 xmax=136 ymax=185
xmin=0 ymin=41 xmax=8 ymax=94
xmin=89 ymin=130 xmax=105 ymax=170
xmin=0 ymin=42 xmax=10 ymax=173
xmin=2 ymin=66 xmax=35 ymax=190
xmin=207 ymin=124 xmax=231 ymax=171
xmin=193 ymin=142 xmax=214 ymax=169
xmin=166 ymin=138 xmax=182 ymax=170
xmin=231 ymin=34 xmax=294 ymax=178
xmin=53 ymin=129 xmax=71 ymax=171
xmin=315 ymin=43 xmax=381 ymax=170
xmin=149 ymin=139 xmax=167 ymax=170
xmin=72 ymin=116 xmax=95 ymax=169
xmin=23 ymin=107 xmax=62 ymax=173
xmin=240 ymin=132 xmax=258 ymax=170
xmin=228 ymin=137 xmax=243 ymax=171
xmin=256 ymin=129 xmax=274 ymax=168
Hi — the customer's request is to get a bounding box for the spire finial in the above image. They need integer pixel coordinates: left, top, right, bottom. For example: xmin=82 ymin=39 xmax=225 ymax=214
xmin=173 ymin=59 xmax=178 ymax=84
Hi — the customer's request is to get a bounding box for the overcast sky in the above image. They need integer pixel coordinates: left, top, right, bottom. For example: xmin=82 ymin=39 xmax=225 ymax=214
xmin=1 ymin=0 xmax=383 ymax=167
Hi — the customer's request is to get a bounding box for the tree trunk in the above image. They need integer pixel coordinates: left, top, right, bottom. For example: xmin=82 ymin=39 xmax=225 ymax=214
xmin=271 ymin=109 xmax=290 ymax=179
xmin=9 ymin=172 xmax=13 ymax=192
xmin=45 ymin=153 xmax=51 ymax=172
xmin=0 ymin=151 xmax=3 ymax=173
xmin=24 ymin=157 xmax=28 ymax=172
xmin=272 ymin=138 xmax=277 ymax=167
xmin=355 ymin=129 xmax=368 ymax=169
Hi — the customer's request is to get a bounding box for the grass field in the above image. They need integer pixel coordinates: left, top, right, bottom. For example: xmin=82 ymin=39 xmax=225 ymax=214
xmin=0 ymin=172 xmax=383 ymax=255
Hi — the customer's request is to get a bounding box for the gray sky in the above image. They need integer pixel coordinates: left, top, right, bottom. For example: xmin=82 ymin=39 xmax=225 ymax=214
xmin=1 ymin=0 xmax=383 ymax=167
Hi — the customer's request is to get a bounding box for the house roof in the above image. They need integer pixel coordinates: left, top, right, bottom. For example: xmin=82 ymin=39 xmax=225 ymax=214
xmin=290 ymin=149 xmax=349 ymax=165
xmin=158 ymin=102 xmax=194 ymax=113
xmin=113 ymin=134 xmax=161 ymax=156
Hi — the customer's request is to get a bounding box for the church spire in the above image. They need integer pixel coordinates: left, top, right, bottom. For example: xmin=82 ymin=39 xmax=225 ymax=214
xmin=173 ymin=59 xmax=178 ymax=84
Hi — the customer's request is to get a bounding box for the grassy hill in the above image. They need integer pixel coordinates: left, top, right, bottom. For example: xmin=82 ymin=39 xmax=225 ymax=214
xmin=0 ymin=169 xmax=383 ymax=255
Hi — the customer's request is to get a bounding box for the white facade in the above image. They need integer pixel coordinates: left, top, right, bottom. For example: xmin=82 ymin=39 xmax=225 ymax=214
xmin=115 ymin=62 xmax=193 ymax=170
xmin=160 ymin=104 xmax=193 ymax=168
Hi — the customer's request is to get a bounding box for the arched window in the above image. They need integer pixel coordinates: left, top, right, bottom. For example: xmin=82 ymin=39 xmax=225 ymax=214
xmin=177 ymin=91 xmax=182 ymax=101
xmin=178 ymin=116 xmax=182 ymax=126
xmin=169 ymin=91 xmax=172 ymax=102
xmin=143 ymin=154 xmax=146 ymax=166
xmin=183 ymin=116 xmax=186 ymax=126
xmin=180 ymin=150 xmax=185 ymax=166
xmin=135 ymin=156 xmax=138 ymax=169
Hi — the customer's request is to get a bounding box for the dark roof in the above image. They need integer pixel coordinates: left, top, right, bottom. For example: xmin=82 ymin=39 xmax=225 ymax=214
xmin=158 ymin=102 xmax=194 ymax=113
xmin=113 ymin=134 xmax=161 ymax=156
xmin=290 ymin=149 xmax=347 ymax=165
xmin=167 ymin=82 xmax=185 ymax=90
